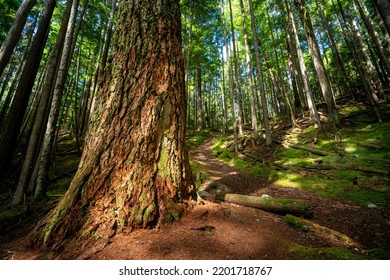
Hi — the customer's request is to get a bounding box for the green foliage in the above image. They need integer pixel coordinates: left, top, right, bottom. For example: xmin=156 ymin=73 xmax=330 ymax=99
xmin=0 ymin=0 xmax=19 ymax=43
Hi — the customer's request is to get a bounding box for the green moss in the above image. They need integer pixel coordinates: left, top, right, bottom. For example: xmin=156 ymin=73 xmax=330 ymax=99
xmin=367 ymin=248 xmax=390 ymax=260
xmin=211 ymin=134 xmax=231 ymax=156
xmin=209 ymin=113 xmax=390 ymax=210
xmin=289 ymin=244 xmax=365 ymax=260
xmin=186 ymin=129 xmax=212 ymax=150
xmin=157 ymin=144 xmax=170 ymax=179
xmin=0 ymin=206 xmax=26 ymax=222
xmin=190 ymin=160 xmax=208 ymax=188
xmin=285 ymin=214 xmax=309 ymax=233
xmin=143 ymin=203 xmax=156 ymax=222
xmin=247 ymin=165 xmax=272 ymax=181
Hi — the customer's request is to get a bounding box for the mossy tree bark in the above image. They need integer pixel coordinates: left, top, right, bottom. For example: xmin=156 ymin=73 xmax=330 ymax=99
xmin=32 ymin=0 xmax=195 ymax=251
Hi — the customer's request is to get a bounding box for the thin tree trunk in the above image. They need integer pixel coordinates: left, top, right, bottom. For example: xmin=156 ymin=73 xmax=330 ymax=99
xmin=318 ymin=1 xmax=354 ymax=98
xmin=371 ymin=0 xmax=390 ymax=34
xmin=34 ymin=0 xmax=80 ymax=200
xmin=370 ymin=0 xmax=390 ymax=52
xmin=239 ymin=0 xmax=258 ymax=141
xmin=222 ymin=0 xmax=238 ymax=155
xmin=266 ymin=6 xmax=296 ymax=126
xmin=249 ymin=0 xmax=271 ymax=145
xmin=196 ymin=63 xmax=204 ymax=130
xmin=294 ymin=0 xmax=340 ymax=128
xmin=355 ymin=0 xmax=390 ymax=84
xmin=286 ymin=0 xmax=321 ymax=128
xmin=0 ymin=66 xmax=14 ymax=107
xmin=228 ymin=0 xmax=244 ymax=136
xmin=220 ymin=47 xmax=228 ymax=134
xmin=0 ymin=0 xmax=37 ymax=77
xmin=0 ymin=0 xmax=56 ymax=172
xmin=101 ymin=0 xmax=116 ymax=70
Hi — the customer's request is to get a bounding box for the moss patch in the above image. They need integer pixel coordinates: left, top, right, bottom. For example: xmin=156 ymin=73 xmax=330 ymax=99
xmin=210 ymin=119 xmax=390 ymax=209
xmin=289 ymin=244 xmax=365 ymax=260
xmin=186 ymin=129 xmax=213 ymax=150
xmin=285 ymin=214 xmax=309 ymax=233
xmin=367 ymin=248 xmax=390 ymax=260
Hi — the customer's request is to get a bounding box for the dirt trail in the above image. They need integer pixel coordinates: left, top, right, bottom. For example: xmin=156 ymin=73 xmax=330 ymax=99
xmin=190 ymin=136 xmax=268 ymax=195
xmin=2 ymin=135 xmax=390 ymax=259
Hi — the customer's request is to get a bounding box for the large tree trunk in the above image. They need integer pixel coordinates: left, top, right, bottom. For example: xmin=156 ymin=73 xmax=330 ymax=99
xmin=31 ymin=0 xmax=195 ymax=252
xmin=0 ymin=0 xmax=37 ymax=77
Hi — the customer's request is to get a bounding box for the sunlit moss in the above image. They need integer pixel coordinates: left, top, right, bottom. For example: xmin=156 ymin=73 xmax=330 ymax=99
xmin=186 ymin=129 xmax=213 ymax=150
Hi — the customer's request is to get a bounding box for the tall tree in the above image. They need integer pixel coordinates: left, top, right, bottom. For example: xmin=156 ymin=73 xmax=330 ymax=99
xmin=228 ymin=0 xmax=244 ymax=136
xmin=371 ymin=0 xmax=390 ymax=34
xmin=0 ymin=0 xmax=37 ymax=78
xmin=32 ymin=0 xmax=195 ymax=251
xmin=294 ymin=0 xmax=340 ymax=127
xmin=0 ymin=0 xmax=56 ymax=171
xmin=12 ymin=0 xmax=74 ymax=205
xmin=221 ymin=0 xmax=238 ymax=154
xmin=33 ymin=0 xmax=81 ymax=200
xmin=286 ymin=0 xmax=321 ymax=128
xmin=248 ymin=0 xmax=271 ymax=145
xmin=239 ymin=0 xmax=259 ymax=141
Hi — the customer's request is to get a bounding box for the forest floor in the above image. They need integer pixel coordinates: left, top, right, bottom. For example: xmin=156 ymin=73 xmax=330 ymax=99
xmin=1 ymin=99 xmax=390 ymax=260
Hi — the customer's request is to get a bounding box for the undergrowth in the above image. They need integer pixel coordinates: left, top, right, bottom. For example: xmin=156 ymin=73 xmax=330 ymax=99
xmin=210 ymin=106 xmax=390 ymax=210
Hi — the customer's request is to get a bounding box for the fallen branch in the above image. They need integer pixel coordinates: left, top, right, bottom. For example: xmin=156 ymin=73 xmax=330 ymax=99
xmin=273 ymin=140 xmax=330 ymax=156
xmin=217 ymin=193 xmax=313 ymax=218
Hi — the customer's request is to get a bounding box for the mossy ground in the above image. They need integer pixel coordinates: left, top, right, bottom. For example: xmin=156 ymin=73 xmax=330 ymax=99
xmin=289 ymin=244 xmax=366 ymax=260
xmin=210 ymin=103 xmax=390 ymax=210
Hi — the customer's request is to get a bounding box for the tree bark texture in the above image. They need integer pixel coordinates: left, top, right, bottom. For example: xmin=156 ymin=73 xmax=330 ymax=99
xmin=32 ymin=0 xmax=195 ymax=251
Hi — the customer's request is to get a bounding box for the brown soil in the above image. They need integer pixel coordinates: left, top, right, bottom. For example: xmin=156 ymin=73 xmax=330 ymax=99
xmin=1 ymin=136 xmax=390 ymax=260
